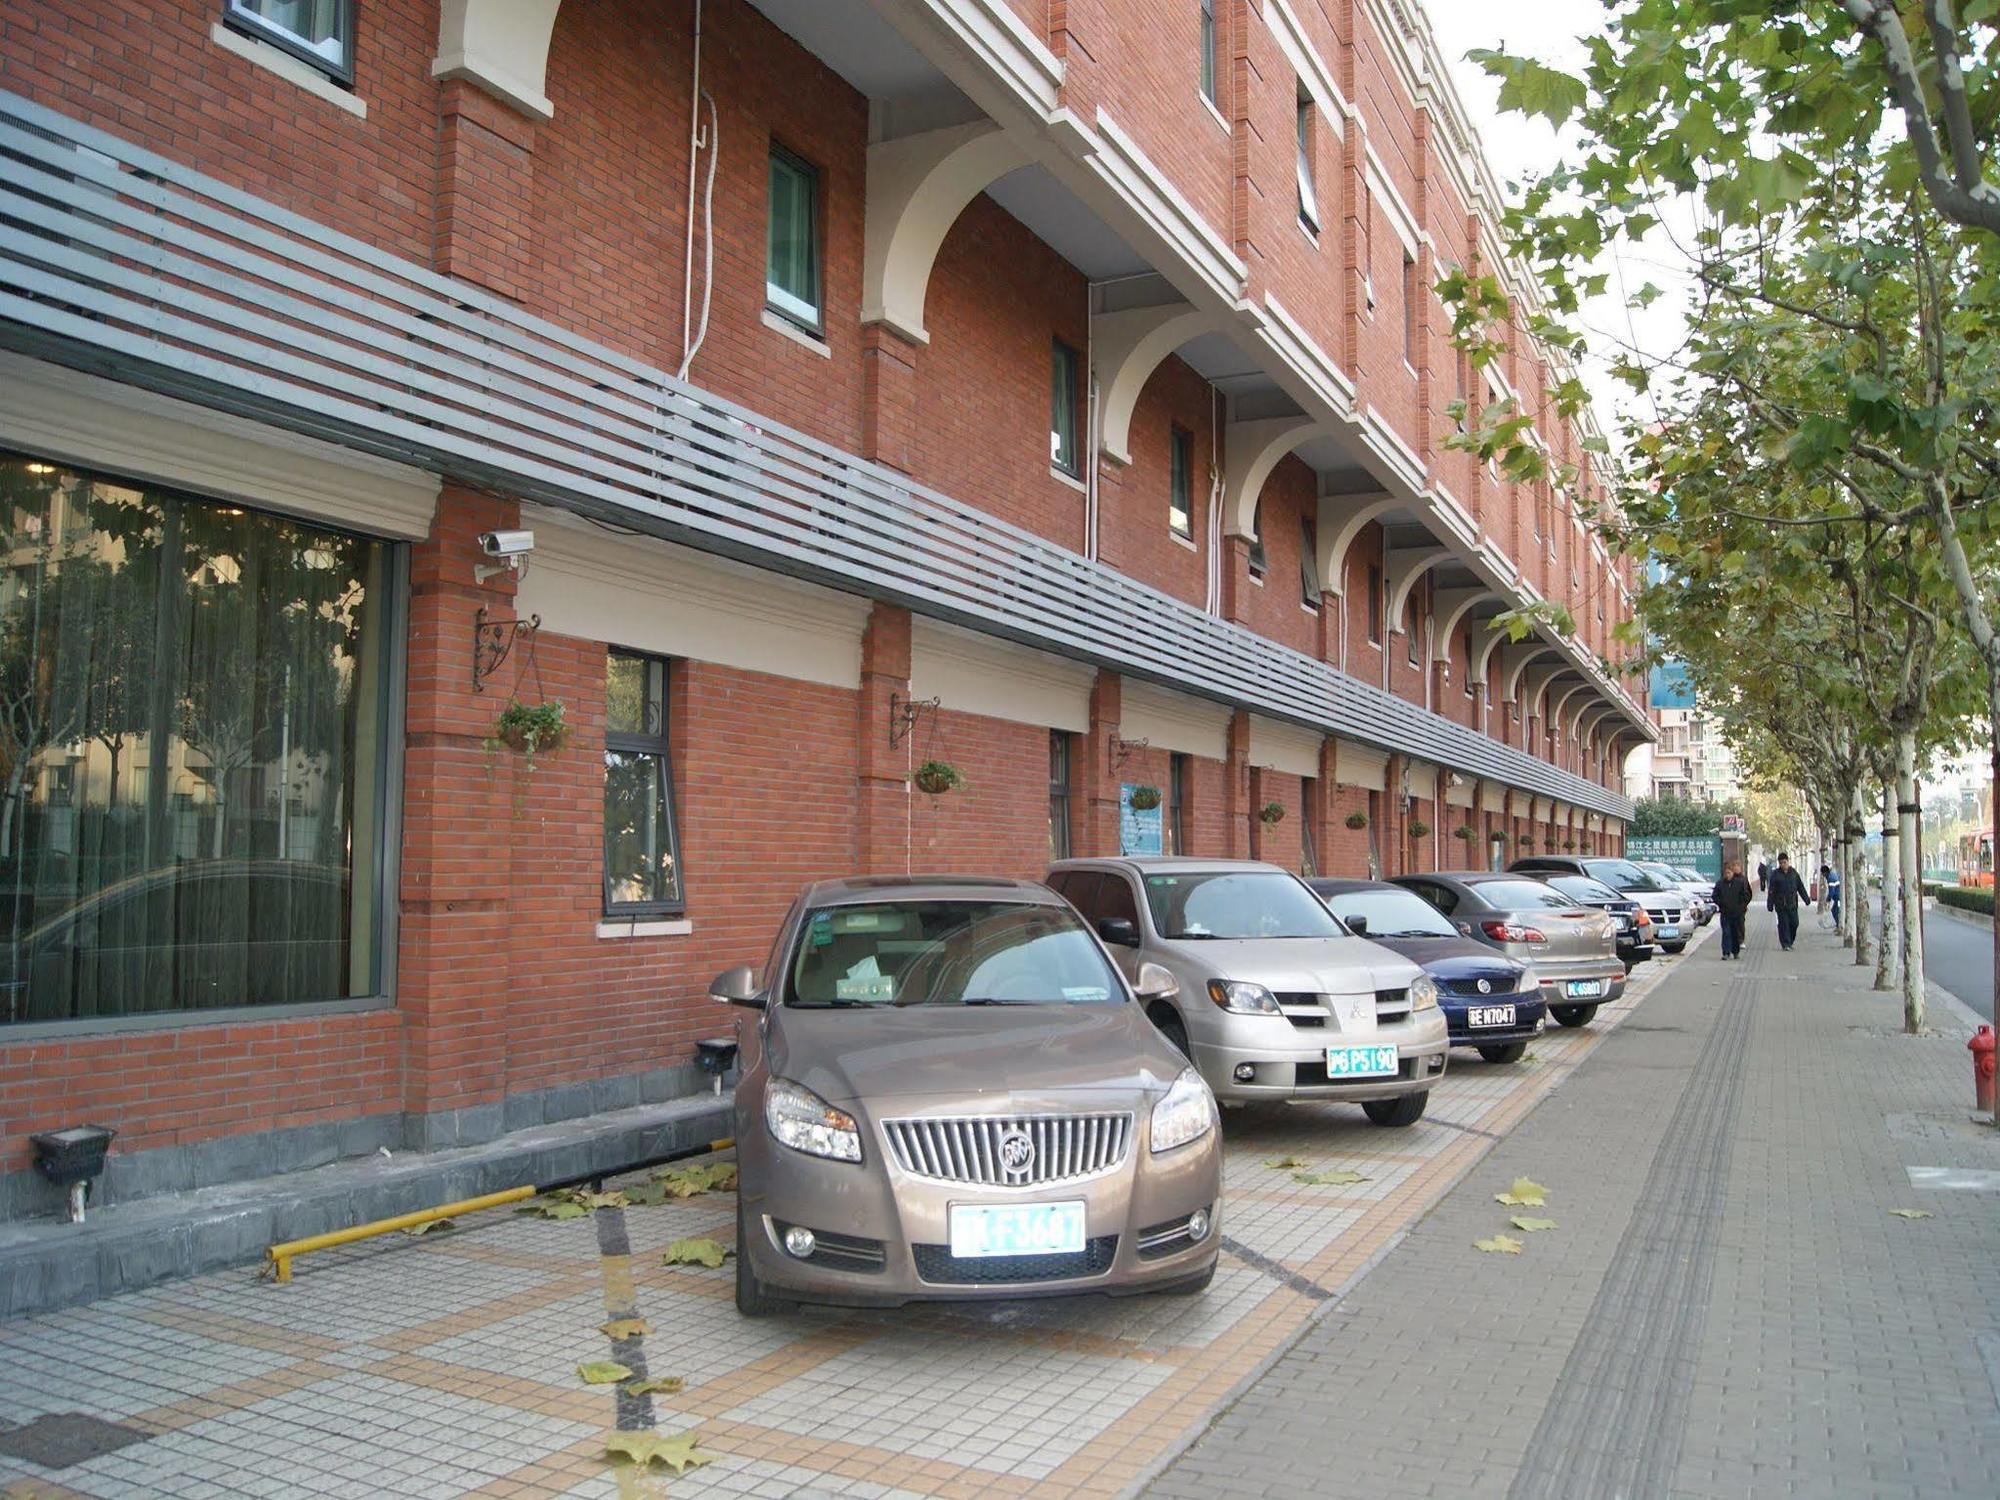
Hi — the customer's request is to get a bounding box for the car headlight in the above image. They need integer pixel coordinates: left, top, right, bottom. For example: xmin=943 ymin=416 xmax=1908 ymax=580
xmin=1518 ymin=969 xmax=1541 ymax=993
xmin=1206 ymin=979 xmax=1280 ymax=1014
xmin=1150 ymin=1067 xmax=1216 ymax=1153
xmin=1407 ymin=974 xmax=1438 ymax=1011
xmin=764 ymin=1078 xmax=862 ymax=1163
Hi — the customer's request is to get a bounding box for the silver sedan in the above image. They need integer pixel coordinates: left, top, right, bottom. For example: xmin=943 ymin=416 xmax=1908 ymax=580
xmin=1392 ymin=871 xmax=1626 ymax=1027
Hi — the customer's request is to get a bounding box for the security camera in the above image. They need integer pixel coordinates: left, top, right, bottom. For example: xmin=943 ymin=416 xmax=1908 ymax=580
xmin=478 ymin=530 xmax=535 ymax=557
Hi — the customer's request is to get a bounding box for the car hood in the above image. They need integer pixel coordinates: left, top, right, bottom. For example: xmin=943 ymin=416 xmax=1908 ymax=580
xmin=768 ymin=1002 xmax=1187 ymax=1106
xmin=1153 ymin=935 xmax=1423 ymax=992
xmin=1355 ymin=933 xmax=1528 ymax=975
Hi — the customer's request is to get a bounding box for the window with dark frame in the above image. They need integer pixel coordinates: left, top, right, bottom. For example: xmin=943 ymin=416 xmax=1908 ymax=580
xmin=1299 ymin=513 xmax=1321 ymax=607
xmin=1295 ymin=88 xmax=1319 ymax=233
xmin=1049 ymin=731 xmax=1073 ymax=860
xmin=1367 ymin=563 xmax=1383 ymax=643
xmin=604 ymin=651 xmax=685 ymax=916
xmin=1301 ymin=777 xmax=1319 ymax=876
xmin=1247 ymin=517 xmax=1266 ymax=579
xmin=1403 ymin=254 xmax=1419 ymax=365
xmin=1199 ymin=0 xmax=1219 ymax=104
xmin=1051 ymin=340 xmax=1082 ymax=477
xmin=766 ymin=145 xmax=822 ymax=332
xmin=1169 ymin=425 xmax=1194 ymax=537
xmin=223 ymin=0 xmax=354 ymax=83
xmin=1168 ymin=753 xmax=1190 ymax=855
xmin=1407 ymin=597 xmax=1422 ymax=667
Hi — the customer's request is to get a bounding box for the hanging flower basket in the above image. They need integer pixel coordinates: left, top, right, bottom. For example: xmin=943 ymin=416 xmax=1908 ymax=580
xmin=1406 ymin=819 xmax=1431 ymax=839
xmin=1257 ymin=801 xmax=1286 ymax=825
xmin=912 ymin=759 xmax=965 ymax=796
xmin=1518 ymin=834 xmax=1534 ymax=847
xmin=1127 ymin=784 xmax=1163 ymax=811
xmin=1562 ymin=839 xmax=1578 ymax=850
xmin=1488 ymin=829 xmax=1507 ymax=842
xmin=1344 ymin=810 xmax=1369 ymax=830
xmin=491 ymin=699 xmax=567 ymax=759
xmin=1453 ymin=826 xmax=1476 ymax=842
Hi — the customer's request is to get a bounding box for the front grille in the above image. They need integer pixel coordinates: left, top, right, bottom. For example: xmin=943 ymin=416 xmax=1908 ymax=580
xmin=1438 ymin=974 xmax=1524 ymax=998
xmin=773 ymin=1223 xmax=886 ymax=1274
xmin=912 ymin=1234 xmax=1119 ymax=1284
xmin=883 ymin=1114 xmax=1132 ymax=1186
xmin=1374 ymin=987 xmax=1409 ymax=1020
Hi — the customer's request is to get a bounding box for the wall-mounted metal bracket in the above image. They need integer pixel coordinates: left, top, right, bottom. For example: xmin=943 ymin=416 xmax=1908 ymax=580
xmin=889 ymin=692 xmax=940 ymax=748
xmin=1113 ymin=735 xmax=1150 ymax=769
xmin=473 ymin=608 xmax=540 ymax=693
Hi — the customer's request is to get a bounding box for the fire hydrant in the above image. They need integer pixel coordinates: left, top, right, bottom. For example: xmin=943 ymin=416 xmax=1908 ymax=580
xmin=1972 ymin=1025 xmax=1998 ymax=1115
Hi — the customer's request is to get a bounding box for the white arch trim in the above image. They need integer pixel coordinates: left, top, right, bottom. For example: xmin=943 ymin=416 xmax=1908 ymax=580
xmin=1223 ymin=417 xmax=1317 ymax=540
xmin=864 ymin=123 xmax=1032 ymax=344
xmin=1383 ymin=545 xmax=1452 ymax=631
xmin=1549 ymin=681 xmax=1596 ymax=741
xmin=1095 ymin=303 xmax=1214 ymax=465
xmin=1519 ymin=662 xmax=1575 ymax=726
xmin=1497 ymin=642 xmax=1564 ymax=704
xmin=1429 ymin=587 xmax=1503 ymax=663
xmin=1469 ymin=623 xmax=1511 ymax=688
xmin=432 ymin=0 xmax=562 ymax=120
xmin=1316 ymin=493 xmax=1398 ymax=596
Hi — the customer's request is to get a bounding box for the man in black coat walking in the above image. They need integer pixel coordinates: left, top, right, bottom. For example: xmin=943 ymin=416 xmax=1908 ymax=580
xmin=1712 ymin=861 xmax=1753 ymax=960
xmin=1766 ymin=852 xmax=1810 ymax=951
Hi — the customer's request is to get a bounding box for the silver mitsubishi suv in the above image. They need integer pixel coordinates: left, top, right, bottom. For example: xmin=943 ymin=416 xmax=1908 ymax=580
xmin=1048 ymin=858 xmax=1448 ymax=1126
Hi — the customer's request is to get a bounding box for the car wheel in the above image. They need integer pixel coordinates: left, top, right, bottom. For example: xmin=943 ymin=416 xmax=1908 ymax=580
xmin=1151 ymin=1005 xmax=1192 ymax=1060
xmin=734 ymin=1198 xmax=795 ymax=1318
xmin=1551 ymin=1004 xmax=1599 ymax=1028
xmin=1662 ymin=942 xmax=1687 ymax=954
xmin=1476 ymin=1041 xmax=1528 ymax=1064
xmin=1361 ymin=1091 xmax=1428 ymax=1127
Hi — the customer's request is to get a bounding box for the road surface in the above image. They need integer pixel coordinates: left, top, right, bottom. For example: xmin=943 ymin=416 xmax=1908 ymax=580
xmin=1921 ymin=906 xmax=1995 ymax=1021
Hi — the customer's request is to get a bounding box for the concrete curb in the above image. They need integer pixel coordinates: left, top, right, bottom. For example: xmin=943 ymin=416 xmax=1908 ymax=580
xmin=0 ymin=1091 xmax=732 ymax=1318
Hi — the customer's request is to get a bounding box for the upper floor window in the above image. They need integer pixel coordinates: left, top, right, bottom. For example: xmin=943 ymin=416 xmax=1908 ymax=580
xmin=1403 ymin=255 xmax=1420 ymax=366
xmin=1200 ymin=0 xmax=1220 ymax=105
xmin=1366 ymin=563 xmax=1383 ymax=643
xmin=1295 ymin=89 xmax=1319 ymax=234
xmin=224 ymin=0 xmax=354 ymax=83
xmin=1248 ymin=514 xmax=1267 ymax=579
xmin=604 ymin=651 xmax=685 ymax=915
xmin=1169 ymin=425 xmax=1194 ymax=538
xmin=1299 ymin=514 xmax=1321 ymax=607
xmin=766 ymin=146 xmax=822 ymax=332
xmin=1051 ymin=340 xmax=1082 ymax=477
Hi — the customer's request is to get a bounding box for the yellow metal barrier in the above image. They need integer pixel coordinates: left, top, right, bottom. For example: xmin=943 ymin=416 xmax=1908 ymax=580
xmin=264 ymin=1186 xmax=535 ymax=1282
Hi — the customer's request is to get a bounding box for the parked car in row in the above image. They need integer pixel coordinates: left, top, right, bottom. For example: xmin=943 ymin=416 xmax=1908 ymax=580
xmin=1534 ymin=871 xmax=1655 ymax=970
xmin=1307 ymin=878 xmax=1544 ymax=1065
xmin=1638 ymin=862 xmax=1717 ymax=926
xmin=1511 ymin=856 xmax=1693 ymax=954
xmin=1049 ymin=858 xmax=1448 ymax=1126
xmin=1393 ymin=871 xmax=1626 ymax=1028
xmin=715 ymin=876 xmax=1224 ymax=1316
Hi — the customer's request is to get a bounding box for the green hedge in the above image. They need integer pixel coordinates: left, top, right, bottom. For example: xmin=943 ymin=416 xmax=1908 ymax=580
xmin=1937 ymin=885 xmax=1995 ymax=916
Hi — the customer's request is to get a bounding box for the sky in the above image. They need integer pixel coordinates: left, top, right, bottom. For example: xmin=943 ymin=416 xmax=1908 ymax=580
xmin=1420 ymin=0 xmax=1693 ymax=448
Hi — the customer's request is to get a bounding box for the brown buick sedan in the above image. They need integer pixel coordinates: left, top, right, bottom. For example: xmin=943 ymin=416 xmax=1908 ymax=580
xmin=713 ymin=875 xmax=1223 ymax=1315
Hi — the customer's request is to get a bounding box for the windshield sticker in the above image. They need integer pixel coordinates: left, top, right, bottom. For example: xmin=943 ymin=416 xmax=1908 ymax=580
xmin=835 ymin=974 xmax=895 ymax=1002
xmin=832 ymin=909 xmax=894 ymax=932
xmin=809 ymin=912 xmax=833 ymax=947
xmin=1147 ymin=876 xmax=1179 ymax=887
xmin=1061 ymin=986 xmax=1111 ymax=1002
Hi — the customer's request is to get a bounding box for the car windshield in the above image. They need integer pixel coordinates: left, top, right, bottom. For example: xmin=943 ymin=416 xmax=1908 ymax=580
xmin=786 ymin=900 xmax=1123 ymax=1008
xmin=1465 ymin=879 xmax=1583 ymax=910
xmin=1547 ymin=874 xmax=1623 ymax=904
xmin=1676 ymin=867 xmax=1706 ymax=883
xmin=1582 ymin=858 xmax=1665 ymax=894
xmin=1638 ymin=863 xmax=1685 ymax=883
xmin=1320 ymin=887 xmax=1459 ymax=938
xmin=1143 ymin=870 xmax=1344 ymax=940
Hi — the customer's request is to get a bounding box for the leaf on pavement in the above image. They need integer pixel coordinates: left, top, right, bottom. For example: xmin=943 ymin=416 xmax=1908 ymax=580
xmin=578 ymin=1361 xmax=633 ymax=1385
xmin=1509 ymin=1216 xmax=1558 ymax=1233
xmin=1264 ymin=1155 xmax=1310 ymax=1169
xmin=621 ymin=1376 xmax=685 ymax=1396
xmin=1888 ymin=1208 xmax=1933 ymax=1219
xmin=1473 ymin=1234 xmax=1524 ymax=1254
xmin=599 ymin=1318 xmax=651 ymax=1340
xmin=400 ymin=1217 xmax=455 ymax=1237
xmin=569 ymin=1189 xmax=629 ymax=1211
xmin=662 ymin=1237 xmax=730 ymax=1268
xmin=1293 ymin=1170 xmax=1368 ymax=1186
xmin=1494 ymin=1177 xmax=1549 ymax=1206
xmin=604 ymin=1429 xmax=715 ymax=1474
xmin=621 ymin=1178 xmax=673 ymax=1206
xmin=516 ymin=1197 xmax=590 ymax=1220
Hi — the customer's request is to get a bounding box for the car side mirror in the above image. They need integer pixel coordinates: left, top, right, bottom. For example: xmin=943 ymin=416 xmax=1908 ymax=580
xmin=708 ymin=965 xmax=763 ymax=1008
xmin=1097 ymin=917 xmax=1139 ymax=947
xmin=1135 ymin=961 xmax=1179 ymax=1000
xmin=1344 ymin=914 xmax=1368 ymax=936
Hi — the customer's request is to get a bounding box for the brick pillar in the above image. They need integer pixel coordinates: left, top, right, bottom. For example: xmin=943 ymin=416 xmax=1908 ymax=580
xmin=1078 ymin=671 xmax=1123 ymax=856
xmin=435 ymin=80 xmax=537 ymax=298
xmin=398 ymin=484 xmax=522 ymax=1145
xmin=1224 ymin=711 xmax=1252 ymax=858
xmin=1382 ymin=753 xmax=1406 ymax=876
xmin=1220 ymin=536 xmax=1254 ymax=626
xmin=860 ymin=324 xmax=922 ymax=472
xmin=857 ymin=603 xmax=913 ymax=873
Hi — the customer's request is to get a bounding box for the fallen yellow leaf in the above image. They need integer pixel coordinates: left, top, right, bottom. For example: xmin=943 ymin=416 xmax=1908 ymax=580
xmin=1293 ymin=1170 xmax=1368 ymax=1186
xmin=1888 ymin=1208 xmax=1933 ymax=1220
xmin=1494 ymin=1177 xmax=1549 ymax=1207
xmin=662 ymin=1237 xmax=730 ymax=1268
xmin=1510 ymin=1216 xmax=1558 ymax=1233
xmin=578 ymin=1361 xmax=633 ymax=1385
xmin=621 ymin=1376 xmax=685 ymax=1397
xmin=604 ymin=1429 xmax=715 ymax=1474
xmin=1264 ymin=1155 xmax=1310 ymax=1169
xmin=1473 ymin=1234 xmax=1525 ymax=1254
xmin=599 ymin=1318 xmax=651 ymax=1340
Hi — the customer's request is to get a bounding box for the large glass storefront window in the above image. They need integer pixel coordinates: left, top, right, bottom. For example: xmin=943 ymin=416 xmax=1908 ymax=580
xmin=0 ymin=452 xmax=392 ymax=1026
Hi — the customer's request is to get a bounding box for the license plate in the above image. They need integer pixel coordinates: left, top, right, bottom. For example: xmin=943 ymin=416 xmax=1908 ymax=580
xmin=1656 ymin=926 xmax=1679 ymax=939
xmin=1564 ymin=980 xmax=1602 ymax=998
xmin=1326 ymin=1044 xmax=1400 ymax=1078
xmin=948 ymin=1201 xmax=1086 ymax=1259
xmin=1468 ymin=1005 xmax=1517 ymax=1028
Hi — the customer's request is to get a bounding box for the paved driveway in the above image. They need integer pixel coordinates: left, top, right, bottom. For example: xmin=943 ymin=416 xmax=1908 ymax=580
xmin=0 ymin=953 xmax=1693 ymax=1500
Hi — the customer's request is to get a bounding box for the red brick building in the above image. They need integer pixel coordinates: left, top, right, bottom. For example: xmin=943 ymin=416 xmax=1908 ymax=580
xmin=0 ymin=0 xmax=1651 ymax=1225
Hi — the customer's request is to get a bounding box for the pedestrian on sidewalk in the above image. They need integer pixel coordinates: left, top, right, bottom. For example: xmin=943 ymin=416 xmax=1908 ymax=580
xmin=1766 ymin=852 xmax=1810 ymax=950
xmin=1820 ymin=861 xmax=1842 ymax=924
xmin=1712 ymin=860 xmax=1753 ymax=959
xmin=1756 ymin=857 xmax=1769 ymax=893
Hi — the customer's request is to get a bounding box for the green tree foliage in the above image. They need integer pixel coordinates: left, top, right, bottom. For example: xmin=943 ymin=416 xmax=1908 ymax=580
xmin=1629 ymin=795 xmax=1742 ymax=838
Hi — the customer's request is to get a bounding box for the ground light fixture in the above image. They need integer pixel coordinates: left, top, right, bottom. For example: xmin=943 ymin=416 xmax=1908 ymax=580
xmin=29 ymin=1124 xmax=116 ymax=1223
xmin=695 ymin=1037 xmax=738 ymax=1094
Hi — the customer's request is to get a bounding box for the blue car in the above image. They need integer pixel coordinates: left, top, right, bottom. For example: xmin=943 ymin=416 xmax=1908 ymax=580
xmin=1307 ymin=877 xmax=1546 ymax=1064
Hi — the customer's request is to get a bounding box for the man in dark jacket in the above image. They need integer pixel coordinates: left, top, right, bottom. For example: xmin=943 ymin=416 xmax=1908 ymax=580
xmin=1766 ymin=852 xmax=1810 ymax=951
xmin=1756 ymin=858 xmax=1769 ymax=893
xmin=1712 ymin=862 xmax=1753 ymax=960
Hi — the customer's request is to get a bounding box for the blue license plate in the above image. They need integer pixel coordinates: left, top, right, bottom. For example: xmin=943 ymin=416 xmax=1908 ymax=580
xmin=1565 ymin=979 xmax=1602 ymax=998
xmin=948 ymin=1201 xmax=1086 ymax=1258
xmin=1656 ymin=926 xmax=1679 ymax=939
xmin=1326 ymin=1044 xmax=1400 ymax=1078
